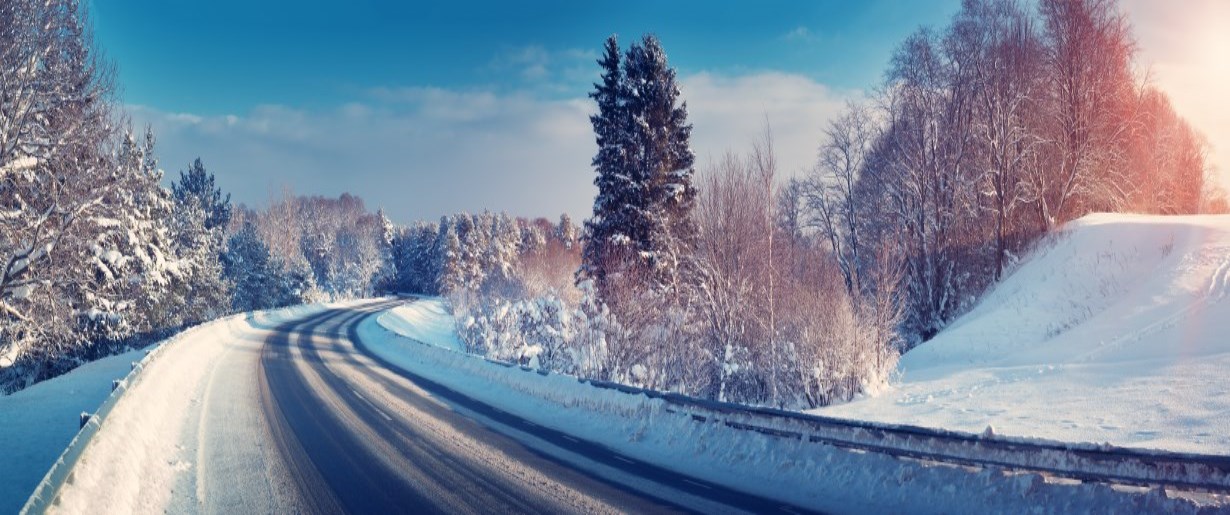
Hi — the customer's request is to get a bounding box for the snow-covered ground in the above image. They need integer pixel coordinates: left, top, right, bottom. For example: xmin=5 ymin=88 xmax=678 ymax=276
xmin=41 ymin=302 xmax=357 ymax=514
xmin=823 ymin=213 xmax=1230 ymax=455
xmin=2 ymin=302 xmax=367 ymax=514
xmin=357 ymin=295 xmax=1208 ymax=513
xmin=0 ymin=348 xmax=145 ymax=513
xmin=376 ymin=297 xmax=463 ymax=351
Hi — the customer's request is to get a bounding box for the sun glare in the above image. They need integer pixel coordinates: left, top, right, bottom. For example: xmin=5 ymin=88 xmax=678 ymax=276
xmin=1140 ymin=0 xmax=1230 ymax=184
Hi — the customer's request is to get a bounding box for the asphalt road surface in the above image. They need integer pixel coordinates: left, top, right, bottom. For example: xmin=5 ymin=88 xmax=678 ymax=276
xmin=257 ymin=299 xmax=818 ymax=514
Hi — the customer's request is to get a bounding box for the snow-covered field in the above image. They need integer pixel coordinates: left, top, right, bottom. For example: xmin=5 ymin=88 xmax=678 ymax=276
xmin=357 ymin=295 xmax=1206 ymax=513
xmin=823 ymin=213 xmax=1230 ymax=455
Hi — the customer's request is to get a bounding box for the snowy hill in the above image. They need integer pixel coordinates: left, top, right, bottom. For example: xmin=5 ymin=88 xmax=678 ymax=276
xmin=822 ymin=213 xmax=1230 ymax=454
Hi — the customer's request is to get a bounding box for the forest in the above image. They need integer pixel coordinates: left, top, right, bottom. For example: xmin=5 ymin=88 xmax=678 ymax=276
xmin=0 ymin=0 xmax=1217 ymax=409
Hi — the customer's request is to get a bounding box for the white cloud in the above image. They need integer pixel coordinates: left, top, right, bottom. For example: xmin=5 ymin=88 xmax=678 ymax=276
xmin=782 ymin=26 xmax=814 ymax=42
xmin=133 ymin=71 xmax=854 ymax=224
xmin=682 ymin=71 xmax=855 ymax=177
xmin=487 ymin=45 xmax=598 ymax=91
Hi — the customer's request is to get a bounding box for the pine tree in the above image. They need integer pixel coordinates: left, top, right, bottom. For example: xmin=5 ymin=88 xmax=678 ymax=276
xmin=580 ymin=34 xmax=698 ymax=300
xmin=624 ymin=34 xmax=699 ymax=295
xmin=581 ymin=35 xmax=639 ymax=295
xmin=169 ymin=160 xmax=232 ymax=325
xmin=434 ymin=217 xmax=465 ymax=294
xmin=557 ymin=213 xmax=577 ymax=250
xmin=224 ymin=222 xmax=283 ymax=312
xmin=172 ymin=158 xmax=232 ymax=231
xmin=372 ymin=208 xmax=397 ymax=292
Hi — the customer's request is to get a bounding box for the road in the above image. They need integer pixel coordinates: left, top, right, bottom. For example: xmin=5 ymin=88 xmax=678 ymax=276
xmin=257 ymin=299 xmax=816 ymax=514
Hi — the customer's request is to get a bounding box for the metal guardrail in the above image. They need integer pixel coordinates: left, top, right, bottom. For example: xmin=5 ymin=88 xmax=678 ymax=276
xmin=573 ymin=378 xmax=1230 ymax=493
xmin=19 ymin=312 xmax=260 ymax=515
xmin=371 ymin=309 xmax=1230 ymax=495
xmin=20 ymin=342 xmax=172 ymax=514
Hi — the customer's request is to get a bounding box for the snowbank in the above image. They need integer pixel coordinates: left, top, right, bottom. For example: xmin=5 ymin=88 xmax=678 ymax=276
xmin=824 ymin=214 xmax=1230 ymax=455
xmin=375 ymin=297 xmax=463 ymax=351
xmin=356 ymin=300 xmax=1209 ymax=512
xmin=18 ymin=302 xmax=341 ymax=514
xmin=0 ymin=348 xmax=144 ymax=513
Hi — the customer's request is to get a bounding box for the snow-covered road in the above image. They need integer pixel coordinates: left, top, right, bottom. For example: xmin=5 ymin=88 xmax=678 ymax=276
xmin=44 ymin=299 xmax=810 ymax=514
xmin=31 ymin=295 xmax=1222 ymax=514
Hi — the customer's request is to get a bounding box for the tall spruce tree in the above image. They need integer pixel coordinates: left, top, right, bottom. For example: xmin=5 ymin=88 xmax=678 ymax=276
xmin=624 ymin=35 xmax=698 ymax=295
xmin=581 ymin=35 xmax=636 ymax=295
xmin=581 ymin=34 xmax=697 ymax=300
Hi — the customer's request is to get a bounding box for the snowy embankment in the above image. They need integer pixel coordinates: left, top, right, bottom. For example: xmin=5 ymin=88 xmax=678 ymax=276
xmin=9 ymin=301 xmax=355 ymax=514
xmin=358 ymin=297 xmax=1203 ymax=513
xmin=376 ymin=297 xmax=463 ymax=351
xmin=824 ymin=213 xmax=1230 ymax=455
xmin=0 ymin=349 xmax=144 ymax=513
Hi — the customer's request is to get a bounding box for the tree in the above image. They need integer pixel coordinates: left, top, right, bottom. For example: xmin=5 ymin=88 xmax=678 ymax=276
xmin=581 ymin=35 xmax=637 ymax=296
xmin=624 ymin=35 xmax=699 ymax=297
xmin=224 ymin=222 xmax=284 ymax=312
xmin=557 ymin=213 xmax=577 ymax=250
xmin=951 ymin=0 xmax=1045 ymax=280
xmin=172 ymin=158 xmax=232 ymax=231
xmin=580 ymin=34 xmax=698 ymax=301
xmin=168 ymin=160 xmax=231 ymax=326
xmin=1034 ymin=0 xmax=1135 ymax=226
xmin=0 ymin=0 xmax=127 ymax=382
xmin=808 ymin=102 xmax=879 ymax=299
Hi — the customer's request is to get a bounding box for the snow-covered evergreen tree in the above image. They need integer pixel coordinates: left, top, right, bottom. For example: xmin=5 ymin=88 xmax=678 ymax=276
xmin=557 ymin=213 xmax=577 ymax=250
xmin=581 ymin=35 xmax=639 ymax=296
xmin=623 ymin=35 xmax=699 ymax=296
xmin=372 ymin=208 xmax=397 ymax=292
xmin=173 ymin=158 xmax=232 ymax=232
xmin=168 ymin=160 xmax=231 ymax=326
xmin=434 ymin=216 xmax=466 ymax=294
xmin=223 ymin=222 xmax=286 ymax=312
xmin=580 ymin=34 xmax=698 ymax=300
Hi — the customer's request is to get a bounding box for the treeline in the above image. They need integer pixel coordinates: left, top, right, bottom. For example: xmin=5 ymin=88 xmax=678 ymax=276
xmin=798 ymin=0 xmax=1214 ymax=342
xmin=388 ymin=212 xmax=579 ymax=299
xmin=226 ymin=192 xmax=395 ymax=311
xmin=0 ymin=0 xmax=235 ymax=390
xmin=0 ymin=0 xmax=400 ymax=391
xmin=434 ymin=0 xmax=1218 ymax=410
xmin=404 ymin=35 xmax=899 ymax=410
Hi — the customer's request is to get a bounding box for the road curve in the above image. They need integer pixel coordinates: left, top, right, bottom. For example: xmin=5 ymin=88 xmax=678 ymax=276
xmin=258 ymin=299 xmax=817 ymax=514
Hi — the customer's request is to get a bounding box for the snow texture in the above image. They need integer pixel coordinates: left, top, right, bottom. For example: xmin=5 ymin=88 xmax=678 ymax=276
xmin=376 ymin=297 xmax=463 ymax=352
xmin=24 ymin=302 xmax=349 ymax=514
xmin=356 ymin=298 xmax=1220 ymax=512
xmin=823 ymin=213 xmax=1230 ymax=455
xmin=0 ymin=349 xmax=144 ymax=513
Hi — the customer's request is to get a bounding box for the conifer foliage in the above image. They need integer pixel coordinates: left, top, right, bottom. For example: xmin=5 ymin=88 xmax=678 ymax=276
xmin=581 ymin=35 xmax=698 ymax=299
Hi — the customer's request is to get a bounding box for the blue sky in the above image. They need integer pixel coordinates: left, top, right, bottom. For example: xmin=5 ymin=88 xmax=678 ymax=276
xmin=89 ymin=0 xmax=1226 ymax=223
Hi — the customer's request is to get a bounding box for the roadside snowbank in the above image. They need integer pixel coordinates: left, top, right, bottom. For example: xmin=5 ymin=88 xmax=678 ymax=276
xmin=376 ymin=297 xmax=463 ymax=351
xmin=357 ymin=300 xmax=1209 ymax=513
xmin=0 ymin=348 xmax=144 ymax=513
xmin=824 ymin=214 xmax=1230 ymax=455
xmin=21 ymin=302 xmax=341 ymax=514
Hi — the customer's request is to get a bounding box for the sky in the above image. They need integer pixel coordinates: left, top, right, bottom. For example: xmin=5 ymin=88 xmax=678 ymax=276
xmin=88 ymin=0 xmax=1228 ymax=224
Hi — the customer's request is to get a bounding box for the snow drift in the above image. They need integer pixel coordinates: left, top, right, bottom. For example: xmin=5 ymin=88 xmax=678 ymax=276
xmin=824 ymin=213 xmax=1230 ymax=455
